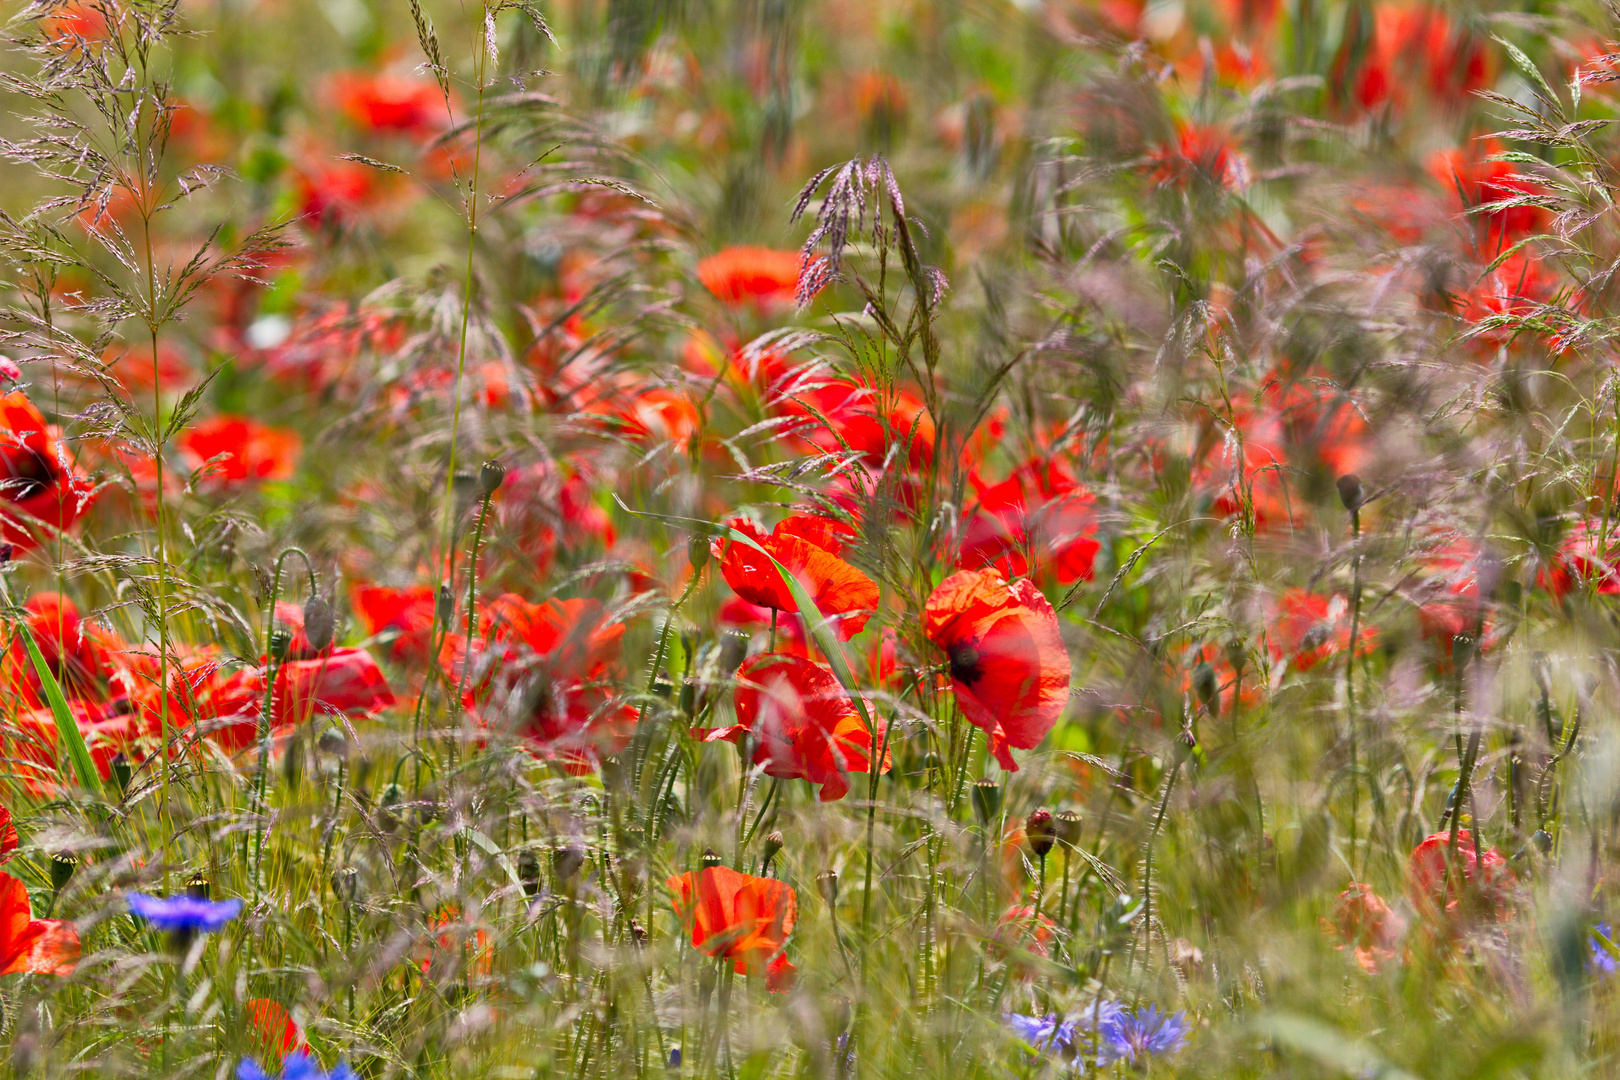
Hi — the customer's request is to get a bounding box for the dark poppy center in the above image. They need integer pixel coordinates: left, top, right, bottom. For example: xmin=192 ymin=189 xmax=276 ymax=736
xmin=948 ymin=638 xmax=985 ymax=685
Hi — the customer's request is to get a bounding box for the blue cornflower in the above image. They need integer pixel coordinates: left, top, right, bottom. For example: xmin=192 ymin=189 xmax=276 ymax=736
xmin=1096 ymin=1005 xmax=1189 ymax=1066
xmin=238 ymin=1050 xmax=355 ymax=1080
xmin=1591 ymin=922 xmax=1618 ymax=976
xmin=127 ymin=892 xmax=243 ymax=933
xmin=1005 ymin=1013 xmax=1078 ymax=1054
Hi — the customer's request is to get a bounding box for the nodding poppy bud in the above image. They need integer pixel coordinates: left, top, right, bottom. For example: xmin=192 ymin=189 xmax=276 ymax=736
xmin=478 ymin=459 xmax=506 ymax=497
xmin=921 ymin=751 xmax=942 ymax=778
xmin=554 ymin=845 xmax=587 ymax=882
xmin=303 ymin=595 xmax=335 ymax=653
xmin=817 ymin=869 xmax=839 ymax=904
xmin=332 ymin=866 xmax=359 ymax=904
xmin=109 ymin=752 xmax=132 ymax=795
xmin=1191 ymin=660 xmax=1220 ymax=717
xmin=518 ymin=849 xmax=542 ymax=897
xmin=1452 ymin=633 xmax=1476 ymax=670
xmin=687 ymin=533 xmax=710 ymax=572
xmin=1025 ymin=809 xmax=1056 ymax=859
xmin=762 ymin=831 xmax=784 ymax=871
xmin=1054 ymin=809 xmax=1083 ymax=849
xmin=718 ymin=629 xmax=750 ymax=674
xmin=436 ymin=585 xmax=455 ymax=625
xmin=971 ymin=778 xmax=1002 ymax=826
xmin=49 ymin=852 xmax=77 ymax=891
xmin=268 ymin=627 xmax=292 ymax=663
xmin=1336 ymin=473 xmax=1363 ymax=512
xmin=1533 ymin=829 xmax=1553 ymax=852
xmin=699 ymin=848 xmax=724 ymax=870
xmin=185 ymin=873 xmax=210 ymax=901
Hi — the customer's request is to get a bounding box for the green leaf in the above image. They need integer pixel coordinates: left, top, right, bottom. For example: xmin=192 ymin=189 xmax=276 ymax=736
xmin=16 ymin=620 xmax=102 ymax=795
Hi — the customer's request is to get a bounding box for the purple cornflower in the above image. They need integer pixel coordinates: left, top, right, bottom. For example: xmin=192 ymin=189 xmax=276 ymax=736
xmin=1096 ymin=1005 xmax=1190 ymax=1066
xmin=238 ymin=1049 xmax=355 ymax=1080
xmin=127 ymin=892 xmax=243 ymax=933
xmin=1591 ymin=922 xmax=1618 ymax=976
xmin=1005 ymin=1013 xmax=1078 ymax=1054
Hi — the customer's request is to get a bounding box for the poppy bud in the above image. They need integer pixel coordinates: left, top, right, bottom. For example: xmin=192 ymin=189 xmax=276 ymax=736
xmin=679 ymin=676 xmax=696 ymax=717
xmin=377 ymin=782 xmax=405 ymax=833
xmin=1054 ymin=809 xmax=1083 ymax=849
xmin=921 ymin=751 xmax=942 ymax=778
xmin=268 ymin=627 xmax=292 ymax=663
xmin=0 ymin=356 xmax=19 ymax=382
xmin=518 ymin=849 xmax=542 ymax=897
xmin=1336 ymin=473 xmax=1363 ymax=511
xmin=49 ymin=852 xmax=77 ymax=891
xmin=718 ymin=629 xmax=750 ymax=674
xmin=332 ymin=866 xmax=359 ymax=904
xmin=1224 ymin=639 xmax=1245 ymax=675
xmin=1191 ymin=660 xmax=1220 ymax=717
xmin=317 ymin=724 xmax=347 ymax=757
xmin=554 ymin=845 xmax=587 ymax=881
xmin=1452 ymin=633 xmax=1476 ymax=670
xmin=110 ymin=752 xmax=132 ymax=795
xmin=687 ymin=533 xmax=710 ymax=572
xmin=699 ymin=848 xmax=724 ymax=870
xmin=817 ymin=869 xmax=839 ymax=904
xmin=971 ymin=778 xmax=1002 ymax=826
xmin=1025 ymin=809 xmax=1056 ymax=859
xmin=478 ymin=459 xmax=506 ymax=497
xmin=185 ymin=873 xmax=211 ymax=900
xmin=762 ymin=831 xmax=784 ymax=872
xmin=436 ymin=585 xmax=455 ymax=625
xmin=303 ymin=595 xmax=335 ymax=653
xmin=1534 ymin=829 xmax=1553 ymax=852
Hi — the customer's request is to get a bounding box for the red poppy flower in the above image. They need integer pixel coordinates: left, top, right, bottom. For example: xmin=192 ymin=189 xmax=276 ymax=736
xmin=417 ymin=906 xmax=492 ymax=977
xmin=244 ymin=999 xmax=301 ymax=1058
xmin=439 ymin=594 xmax=632 ymax=772
xmin=351 ymin=583 xmax=438 ymax=663
xmin=712 ymin=516 xmax=879 ymax=639
xmin=272 ymin=648 xmax=396 ymax=728
xmin=176 ymin=415 xmax=300 ymax=489
xmin=961 ymin=459 xmax=1100 ymax=584
xmin=696 ymin=247 xmax=803 ymax=308
xmin=923 ymin=569 xmax=1070 ymax=772
xmin=667 ymin=865 xmax=797 ymax=977
xmin=696 ymin=652 xmax=887 ymax=801
xmin=1333 ymin=3 xmax=1490 ymax=113
xmin=1267 ymin=590 xmax=1376 ymax=672
xmin=1411 ymin=541 xmax=1492 ymax=652
xmin=1149 ymin=122 xmax=1248 ymax=191
xmin=1542 ymin=520 xmax=1620 ymax=599
xmin=994 ymin=904 xmax=1060 ymax=961
xmin=1429 ymin=140 xmax=1546 ymax=248
xmin=0 ymin=804 xmax=14 ymax=861
xmin=330 ymin=72 xmax=446 ymax=139
xmin=294 ymin=156 xmax=382 ymax=229
xmin=1327 ymin=882 xmax=1401 ymax=973
xmin=1406 ymin=830 xmax=1514 ymax=920
xmin=766 ymin=952 xmax=797 ymax=993
xmin=783 ymin=378 xmax=935 ymax=471
xmin=0 ymin=871 xmax=78 ymax=975
xmin=1 ymin=592 xmax=120 ymax=709
xmin=0 ymin=392 xmax=94 ymax=552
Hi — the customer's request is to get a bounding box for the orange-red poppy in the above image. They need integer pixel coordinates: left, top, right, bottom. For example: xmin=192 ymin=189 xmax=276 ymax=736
xmin=0 ymin=592 xmax=120 ymax=710
xmin=1406 ymin=829 xmax=1514 ymax=920
xmin=244 ymin=998 xmax=301 ymax=1058
xmin=924 ymin=569 xmax=1069 ymax=772
xmin=272 ymin=648 xmax=396 ymax=728
xmin=417 ymin=906 xmax=492 ymax=977
xmin=696 ymin=247 xmax=802 ymax=308
xmin=177 ymin=416 xmax=301 ymax=489
xmin=439 ymin=593 xmax=632 ymax=772
xmin=0 ymin=803 xmax=14 ymax=861
xmin=1326 ymin=882 xmax=1401 ymax=973
xmin=697 ymin=652 xmax=887 ymax=801
xmin=351 ymin=583 xmax=438 ymax=663
xmin=667 ymin=865 xmax=796 ymax=977
xmin=0 ymin=392 xmax=95 ymax=552
xmin=960 ymin=458 xmax=1100 ymax=585
xmin=0 ymin=871 xmax=78 ymax=976
xmin=1266 ymin=590 xmax=1376 ymax=672
xmin=330 ymin=71 xmax=447 ymax=139
xmin=712 ymin=515 xmax=878 ymax=639
xmin=1541 ymin=521 xmax=1620 ymax=599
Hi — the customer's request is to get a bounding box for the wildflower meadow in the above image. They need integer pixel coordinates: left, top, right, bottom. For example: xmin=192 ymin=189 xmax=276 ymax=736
xmin=0 ymin=0 xmax=1618 ymax=1076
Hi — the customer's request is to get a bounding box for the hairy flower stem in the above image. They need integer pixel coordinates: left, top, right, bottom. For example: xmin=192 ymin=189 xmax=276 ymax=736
xmin=1346 ymin=504 xmax=1362 ymax=876
xmin=249 ymin=547 xmax=317 ymax=889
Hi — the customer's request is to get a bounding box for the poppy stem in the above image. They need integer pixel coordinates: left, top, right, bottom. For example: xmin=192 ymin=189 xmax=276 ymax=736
xmin=1346 ymin=505 xmax=1362 ymax=878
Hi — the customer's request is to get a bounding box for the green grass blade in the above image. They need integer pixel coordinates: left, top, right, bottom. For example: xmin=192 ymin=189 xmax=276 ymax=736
xmin=17 ymin=620 xmax=102 ymax=795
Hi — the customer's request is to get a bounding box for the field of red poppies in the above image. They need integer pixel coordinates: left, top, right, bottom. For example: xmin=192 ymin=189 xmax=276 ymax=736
xmin=1 ymin=0 xmax=1619 ymax=1076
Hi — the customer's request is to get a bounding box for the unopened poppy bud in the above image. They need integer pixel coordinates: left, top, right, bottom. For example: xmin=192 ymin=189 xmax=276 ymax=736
xmin=478 ymin=459 xmax=506 ymax=497
xmin=687 ymin=533 xmax=710 ymax=572
xmin=1452 ymin=633 xmax=1476 ymax=670
xmin=817 ymin=869 xmax=839 ymax=904
xmin=1533 ymin=829 xmax=1553 ymax=852
xmin=762 ymin=831 xmax=784 ymax=870
xmin=1336 ymin=473 xmax=1363 ymax=511
xmin=377 ymin=782 xmax=405 ymax=833
xmin=49 ymin=852 xmax=77 ymax=890
xmin=332 ymin=866 xmax=359 ymax=904
xmin=718 ymin=628 xmax=750 ymax=673
xmin=518 ymin=849 xmax=541 ymax=897
xmin=1224 ymin=638 xmax=1245 ymax=674
xmin=699 ymin=848 xmax=724 ymax=870
xmin=679 ymin=676 xmax=696 ymax=716
xmin=1025 ymin=809 xmax=1056 ymax=859
xmin=921 ymin=751 xmax=942 ymax=777
xmin=554 ymin=844 xmax=587 ymax=881
xmin=1191 ymin=660 xmax=1220 ymax=717
xmin=317 ymin=724 xmax=347 ymax=757
xmin=302 ymin=595 xmax=335 ymax=653
xmin=268 ymin=627 xmax=292 ymax=663
xmin=436 ymin=585 xmax=455 ymax=624
xmin=1054 ymin=809 xmax=1083 ymax=849
xmin=185 ymin=873 xmax=210 ymax=900
xmin=109 ymin=752 xmax=132 ymax=794
xmin=971 ymin=778 xmax=1002 ymax=826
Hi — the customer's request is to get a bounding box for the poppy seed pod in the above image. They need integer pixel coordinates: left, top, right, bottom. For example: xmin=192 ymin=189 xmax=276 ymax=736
xmin=699 ymin=848 xmax=724 ymax=870
xmin=687 ymin=533 xmax=710 ymax=572
xmin=1336 ymin=473 xmax=1363 ymax=511
xmin=1025 ymin=809 xmax=1056 ymax=859
xmin=971 ymin=778 xmax=1002 ymax=826
xmin=185 ymin=873 xmax=211 ymax=901
xmin=817 ymin=869 xmax=839 ymax=904
xmin=109 ymin=752 xmax=132 ymax=795
xmin=1054 ymin=809 xmax=1082 ymax=849
xmin=436 ymin=584 xmax=455 ymax=625
xmin=762 ymin=831 xmax=784 ymax=871
xmin=268 ymin=626 xmax=292 ymax=663
xmin=49 ymin=852 xmax=77 ymax=891
xmin=332 ymin=866 xmax=359 ymax=904
xmin=317 ymin=724 xmax=347 ymax=757
xmin=1192 ymin=660 xmax=1220 ymax=717
xmin=518 ymin=849 xmax=541 ymax=897
xmin=478 ymin=459 xmax=506 ymax=497
xmin=554 ymin=844 xmax=587 ymax=882
xmin=303 ymin=595 xmax=335 ymax=653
